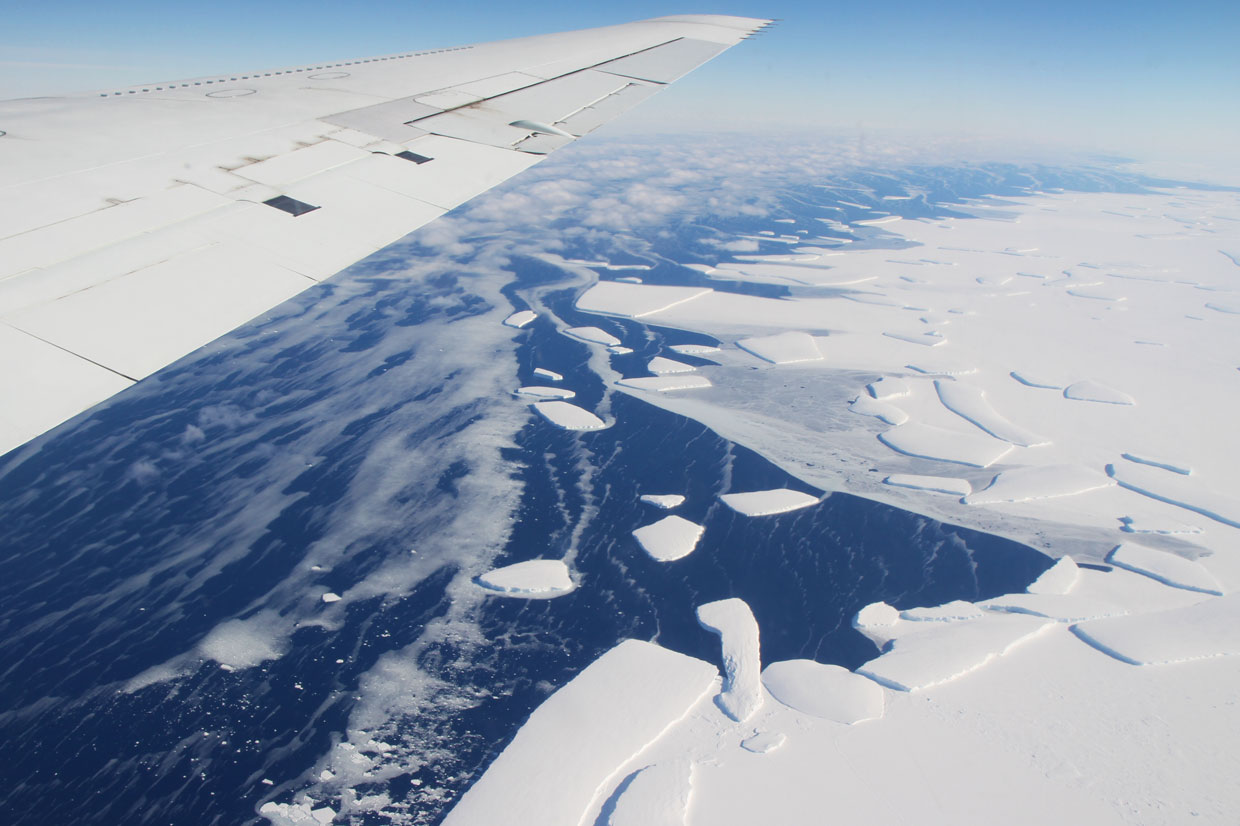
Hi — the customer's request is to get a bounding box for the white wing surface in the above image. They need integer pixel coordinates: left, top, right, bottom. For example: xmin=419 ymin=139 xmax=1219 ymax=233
xmin=0 ymin=14 xmax=770 ymax=455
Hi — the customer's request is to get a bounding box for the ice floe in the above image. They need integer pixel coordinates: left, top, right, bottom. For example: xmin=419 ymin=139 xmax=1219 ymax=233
xmin=718 ymin=488 xmax=820 ymax=517
xmin=883 ymin=474 xmax=972 ymax=496
xmin=321 ymin=592 xmax=341 ymax=604
xmin=934 ymin=380 xmax=1050 ymax=446
xmin=532 ymin=367 xmax=563 ymax=382
xmin=531 ymin=401 xmax=607 ymax=431
xmin=857 ymin=614 xmax=1053 ymax=691
xmin=669 ymin=343 xmax=720 ymax=356
xmin=632 ymin=515 xmax=704 ymax=562
xmin=736 ymin=331 xmax=824 ymax=365
xmin=1107 ymin=543 xmax=1223 ymax=595
xmin=259 ymin=801 xmax=336 ymax=826
xmin=640 ymin=494 xmax=685 ymax=510
xmin=606 ymin=761 xmax=694 ymax=826
xmin=981 ymin=592 xmax=1127 ymax=622
xmin=900 ymin=600 xmax=985 ymax=622
xmin=1072 ymin=594 xmax=1240 ymax=665
xmin=575 ymin=281 xmax=712 ymax=318
xmin=878 ymin=422 xmax=1013 ymax=468
xmin=647 ymin=356 xmax=697 ymax=374
xmin=1027 ymin=556 xmax=1081 ymax=595
xmin=1063 ymin=380 xmax=1135 ymax=405
xmin=440 ymin=640 xmax=717 ymax=826
xmin=761 ymin=660 xmax=884 ymax=724
xmin=565 ymin=326 xmax=621 ymax=346
xmin=474 ymin=559 xmax=576 ymax=598
xmin=515 ymin=385 xmax=576 ymax=399
xmin=502 ymin=310 xmax=537 ymax=329
xmin=697 ymin=598 xmax=763 ymax=723
xmin=617 ymin=375 xmax=713 ymax=393
xmin=964 ymin=465 xmax=1114 ymax=505
xmin=849 ymin=395 xmax=909 ymax=426
xmin=866 ymin=376 xmax=910 ymax=400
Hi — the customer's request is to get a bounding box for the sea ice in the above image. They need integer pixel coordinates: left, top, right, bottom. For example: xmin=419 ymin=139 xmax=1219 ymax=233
xmin=878 ymin=422 xmax=1014 ymax=468
xmin=866 ymin=377 xmax=910 ymax=400
xmin=1108 ymin=462 xmax=1240 ymax=529
xmin=259 ymin=801 xmax=336 ymax=826
xmin=440 ymin=640 xmax=718 ymax=826
xmin=934 ymin=380 xmax=1050 ymax=446
xmin=616 ymin=375 xmax=713 ymax=393
xmin=981 ymin=593 xmax=1127 ymax=622
xmin=1063 ymin=380 xmax=1135 ymax=405
xmin=1072 ymin=594 xmax=1240 ymax=665
xmin=857 ymin=614 xmax=1053 ymax=692
xmin=1027 ymin=556 xmax=1081 ymax=595
xmin=964 ymin=465 xmax=1114 ymax=504
xmin=899 ymin=600 xmax=984 ymax=622
xmin=1107 ymin=543 xmax=1223 ymax=595
xmin=883 ymin=474 xmax=972 ymax=496
xmin=632 ymin=515 xmax=705 ymax=562
xmin=197 ymin=618 xmax=285 ymax=670
xmin=1121 ymin=452 xmax=1192 ymax=475
xmin=669 ymin=343 xmax=720 ymax=356
xmin=640 ymin=494 xmax=685 ymax=510
xmin=531 ymin=401 xmax=607 ymax=431
xmin=849 ymin=394 xmax=909 ymax=426
xmin=502 ymin=310 xmax=537 ymax=329
xmin=761 ymin=659 xmax=885 ymax=724
xmin=533 ymin=367 xmax=563 ymax=382
xmin=697 ymin=598 xmax=763 ymax=722
xmin=565 ymin=326 xmax=622 ymax=347
xmin=321 ymin=593 xmax=341 ymax=603
xmin=883 ymin=331 xmax=946 ymax=347
xmin=647 ymin=356 xmax=697 ymax=374
xmin=718 ymin=488 xmax=820 ymax=517
xmin=740 ymin=731 xmax=786 ymax=754
xmin=475 ymin=559 xmax=576 ymax=598
xmin=606 ymin=761 xmax=694 ymax=826
xmin=736 ymin=331 xmax=824 ymax=364
xmin=575 ymin=281 xmax=712 ymax=318
xmin=1009 ymin=371 xmax=1063 ymax=389
xmin=515 ymin=385 xmax=576 ymax=399
xmin=1119 ymin=515 xmax=1203 ymax=535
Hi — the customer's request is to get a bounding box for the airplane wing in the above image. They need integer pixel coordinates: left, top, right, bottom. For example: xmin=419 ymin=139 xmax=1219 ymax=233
xmin=0 ymin=14 xmax=770 ymax=455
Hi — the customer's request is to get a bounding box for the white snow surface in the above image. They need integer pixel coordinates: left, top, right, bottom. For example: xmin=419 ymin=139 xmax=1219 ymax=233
xmin=640 ymin=494 xmax=685 ymax=510
xmin=632 ymin=515 xmax=704 ymax=562
xmin=616 ymin=375 xmax=712 ymax=393
xmin=647 ymin=356 xmax=697 ymax=374
xmin=440 ymin=640 xmax=717 ymax=826
xmin=878 ymin=422 xmax=1014 ymax=468
xmin=515 ymin=385 xmax=575 ymax=399
xmin=606 ymin=761 xmax=694 ymax=826
xmin=696 ymin=599 xmax=763 ymax=723
xmin=934 ymin=380 xmax=1050 ymax=446
xmin=718 ymin=488 xmax=819 ymax=517
xmin=575 ymin=281 xmax=711 ymax=318
xmin=531 ymin=401 xmax=607 ymax=431
xmin=475 ymin=559 xmax=575 ymax=598
xmin=502 ymin=310 xmax=538 ymax=329
xmin=564 ymin=326 xmax=621 ymax=346
xmin=1063 ymin=380 xmax=1135 ymax=405
xmin=761 ymin=660 xmax=884 ymax=723
xmin=1073 ymin=594 xmax=1240 ymax=665
xmin=1027 ymin=556 xmax=1081 ymax=596
xmin=736 ymin=331 xmax=823 ymax=364
xmin=849 ymin=394 xmax=909 ymax=425
xmin=1107 ymin=543 xmax=1224 ymax=595
xmin=964 ymin=465 xmax=1115 ymax=505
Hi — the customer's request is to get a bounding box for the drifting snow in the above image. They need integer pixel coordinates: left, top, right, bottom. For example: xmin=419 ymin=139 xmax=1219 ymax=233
xmin=719 ymin=489 xmax=819 ymax=517
xmin=761 ymin=660 xmax=884 ymax=724
xmin=475 ymin=559 xmax=575 ymax=598
xmin=532 ymin=401 xmax=607 ymax=431
xmin=440 ymin=640 xmax=717 ymax=826
xmin=502 ymin=310 xmax=537 ymax=329
xmin=883 ymin=474 xmax=972 ymax=496
xmin=697 ymin=599 xmax=763 ymax=723
xmin=632 ymin=515 xmax=705 ymax=562
xmin=737 ymin=332 xmax=824 ymax=364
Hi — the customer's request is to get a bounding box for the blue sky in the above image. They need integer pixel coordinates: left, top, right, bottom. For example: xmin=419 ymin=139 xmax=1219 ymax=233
xmin=2 ymin=0 xmax=1237 ymax=162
